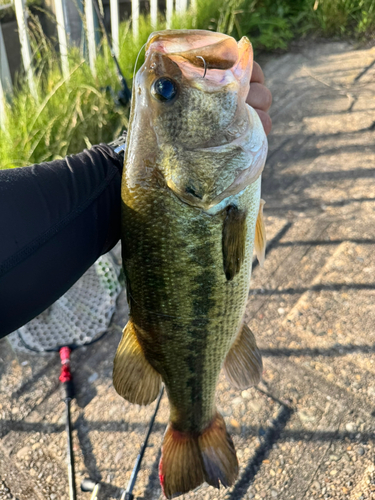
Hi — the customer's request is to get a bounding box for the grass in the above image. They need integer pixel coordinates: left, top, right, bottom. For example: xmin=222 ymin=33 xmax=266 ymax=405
xmin=0 ymin=0 xmax=43 ymax=19
xmin=0 ymin=17 xmax=129 ymax=168
xmin=313 ymin=0 xmax=375 ymax=37
xmin=0 ymin=0 xmax=224 ymax=168
xmin=203 ymin=0 xmax=375 ymax=50
xmin=0 ymin=0 xmax=374 ymax=168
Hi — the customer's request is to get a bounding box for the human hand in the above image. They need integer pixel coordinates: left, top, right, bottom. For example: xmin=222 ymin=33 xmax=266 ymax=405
xmin=247 ymin=61 xmax=272 ymax=136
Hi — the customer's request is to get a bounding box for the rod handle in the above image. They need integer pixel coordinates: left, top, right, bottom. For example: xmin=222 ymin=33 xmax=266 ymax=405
xmin=62 ymin=380 xmax=75 ymax=400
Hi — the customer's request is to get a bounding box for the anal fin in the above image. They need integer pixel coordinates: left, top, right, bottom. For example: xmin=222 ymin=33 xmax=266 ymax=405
xmin=254 ymin=199 xmax=266 ymax=266
xmin=223 ymin=323 xmax=263 ymax=389
xmin=113 ymin=319 xmax=162 ymax=405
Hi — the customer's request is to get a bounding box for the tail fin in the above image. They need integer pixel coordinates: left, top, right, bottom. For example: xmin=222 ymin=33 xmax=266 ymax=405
xmin=199 ymin=413 xmax=238 ymax=488
xmin=159 ymin=427 xmax=204 ymax=498
xmin=159 ymin=413 xmax=238 ymax=498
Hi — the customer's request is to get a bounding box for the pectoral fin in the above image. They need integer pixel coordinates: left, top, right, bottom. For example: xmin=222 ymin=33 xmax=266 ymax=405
xmin=223 ymin=323 xmax=263 ymax=389
xmin=254 ymin=199 xmax=266 ymax=267
xmin=222 ymin=205 xmax=247 ymax=281
xmin=113 ymin=320 xmax=162 ymax=405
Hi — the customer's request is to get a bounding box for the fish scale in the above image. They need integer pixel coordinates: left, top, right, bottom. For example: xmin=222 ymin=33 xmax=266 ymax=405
xmin=121 ymin=176 xmax=260 ymax=431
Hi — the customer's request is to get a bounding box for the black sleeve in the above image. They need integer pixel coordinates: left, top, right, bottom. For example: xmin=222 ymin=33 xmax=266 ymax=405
xmin=0 ymin=144 xmax=123 ymax=339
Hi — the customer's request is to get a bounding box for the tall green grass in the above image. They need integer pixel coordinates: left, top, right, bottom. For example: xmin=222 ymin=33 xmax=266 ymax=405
xmin=0 ymin=0 xmax=223 ymax=168
xmin=0 ymin=14 xmax=129 ymax=168
xmin=1 ymin=0 xmax=374 ymax=168
xmin=199 ymin=0 xmax=375 ymax=50
xmin=313 ymin=0 xmax=375 ymax=36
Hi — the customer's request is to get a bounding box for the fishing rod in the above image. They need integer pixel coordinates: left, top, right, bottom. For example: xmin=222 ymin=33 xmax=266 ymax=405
xmin=12 ymin=253 xmax=122 ymax=500
xmin=16 ymin=338 xmax=98 ymax=500
xmin=92 ymin=0 xmax=131 ymax=106
xmin=59 ymin=347 xmax=77 ymax=500
xmin=122 ymin=386 xmax=164 ymax=500
xmin=17 ymin=330 xmax=111 ymax=500
xmin=81 ymin=386 xmax=165 ymax=500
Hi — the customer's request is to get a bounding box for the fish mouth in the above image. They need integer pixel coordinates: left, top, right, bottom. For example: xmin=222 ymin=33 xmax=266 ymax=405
xmin=145 ymin=30 xmax=253 ymax=87
xmin=146 ymin=30 xmax=238 ymax=63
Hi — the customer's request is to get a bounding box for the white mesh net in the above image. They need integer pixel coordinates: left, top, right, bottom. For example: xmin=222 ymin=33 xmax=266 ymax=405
xmin=8 ymin=251 xmax=122 ymax=354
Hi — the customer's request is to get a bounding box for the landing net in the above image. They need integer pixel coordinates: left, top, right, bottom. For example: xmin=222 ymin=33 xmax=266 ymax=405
xmin=8 ymin=251 xmax=122 ymax=353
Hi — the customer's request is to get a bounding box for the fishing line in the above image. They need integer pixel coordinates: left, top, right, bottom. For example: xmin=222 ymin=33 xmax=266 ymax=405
xmin=134 ymin=43 xmax=147 ymax=78
xmin=91 ymin=0 xmax=131 ymax=105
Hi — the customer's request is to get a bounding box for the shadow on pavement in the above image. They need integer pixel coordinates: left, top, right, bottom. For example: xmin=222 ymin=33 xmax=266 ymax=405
xmin=142 ymin=448 xmax=162 ymax=500
xmin=228 ymin=404 xmax=293 ymax=500
xmin=76 ymin=413 xmax=103 ymax=482
xmin=5 ymin=416 xmax=373 ymax=444
xmin=262 ymin=344 xmax=375 ymax=357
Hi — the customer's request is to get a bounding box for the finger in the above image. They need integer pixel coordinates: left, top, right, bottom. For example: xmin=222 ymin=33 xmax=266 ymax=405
xmin=246 ymin=83 xmax=272 ymax=112
xmin=255 ymin=109 xmax=272 ymax=136
xmin=250 ymin=61 xmax=265 ymax=84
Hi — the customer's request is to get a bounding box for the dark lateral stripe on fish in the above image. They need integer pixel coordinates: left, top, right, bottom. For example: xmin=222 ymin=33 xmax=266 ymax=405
xmin=188 ymin=221 xmax=218 ymax=427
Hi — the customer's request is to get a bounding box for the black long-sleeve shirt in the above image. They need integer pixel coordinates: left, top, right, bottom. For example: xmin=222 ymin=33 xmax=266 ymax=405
xmin=0 ymin=144 xmax=123 ymax=339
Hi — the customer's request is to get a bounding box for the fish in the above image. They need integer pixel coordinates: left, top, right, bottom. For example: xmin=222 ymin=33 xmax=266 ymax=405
xmin=113 ymin=29 xmax=268 ymax=498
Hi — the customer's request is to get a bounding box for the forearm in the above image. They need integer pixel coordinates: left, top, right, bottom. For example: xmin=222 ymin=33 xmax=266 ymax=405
xmin=0 ymin=144 xmax=123 ymax=339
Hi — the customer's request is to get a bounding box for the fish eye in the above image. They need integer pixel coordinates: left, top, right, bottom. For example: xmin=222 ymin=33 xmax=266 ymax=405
xmin=151 ymin=77 xmax=178 ymax=102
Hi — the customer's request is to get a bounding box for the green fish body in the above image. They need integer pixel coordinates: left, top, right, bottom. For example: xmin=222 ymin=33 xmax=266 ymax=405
xmin=113 ymin=29 xmax=268 ymax=498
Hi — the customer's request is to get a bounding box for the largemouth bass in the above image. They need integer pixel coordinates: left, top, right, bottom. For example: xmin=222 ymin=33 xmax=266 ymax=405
xmin=113 ymin=29 xmax=268 ymax=498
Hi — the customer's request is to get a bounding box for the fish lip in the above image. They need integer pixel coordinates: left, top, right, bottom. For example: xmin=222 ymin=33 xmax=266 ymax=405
xmin=144 ymin=30 xmax=249 ymax=86
xmin=145 ymin=29 xmax=233 ymax=54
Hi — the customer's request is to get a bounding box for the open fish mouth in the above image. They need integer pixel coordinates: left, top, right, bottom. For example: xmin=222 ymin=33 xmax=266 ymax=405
xmin=146 ymin=29 xmax=239 ymax=65
xmin=145 ymin=29 xmax=253 ymax=92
